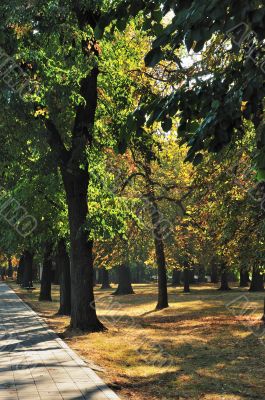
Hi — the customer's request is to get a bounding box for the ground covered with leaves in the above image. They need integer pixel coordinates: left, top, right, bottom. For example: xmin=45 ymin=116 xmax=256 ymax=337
xmin=9 ymin=282 xmax=265 ymax=400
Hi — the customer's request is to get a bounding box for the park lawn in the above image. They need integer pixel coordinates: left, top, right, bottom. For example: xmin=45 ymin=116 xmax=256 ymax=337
xmin=8 ymin=281 xmax=265 ymax=400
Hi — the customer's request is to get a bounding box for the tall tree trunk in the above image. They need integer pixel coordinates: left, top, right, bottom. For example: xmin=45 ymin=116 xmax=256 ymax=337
xmin=62 ymin=169 xmax=105 ymax=331
xmin=113 ymin=265 xmax=134 ymax=295
xmin=7 ymin=258 xmax=13 ymax=278
xmin=183 ymin=263 xmax=190 ymax=293
xmin=101 ymin=267 xmax=111 ymax=290
xmin=22 ymin=251 xmax=33 ymax=288
xmin=240 ymin=269 xmax=250 ymax=287
xmin=56 ymin=239 xmax=71 ymax=316
xmin=53 ymin=260 xmax=60 ymax=285
xmin=39 ymin=243 xmax=53 ymax=301
xmin=17 ymin=254 xmax=25 ymax=284
xmin=145 ymin=165 xmax=168 ymax=310
xmin=211 ymin=262 xmax=219 ymax=284
xmin=172 ymin=269 xmax=181 ymax=286
xmin=249 ymin=267 xmax=264 ymax=292
xmin=218 ymin=263 xmax=231 ymax=291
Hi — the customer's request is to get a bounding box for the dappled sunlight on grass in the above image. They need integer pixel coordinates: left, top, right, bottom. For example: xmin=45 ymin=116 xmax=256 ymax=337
xmin=9 ymin=281 xmax=265 ymax=400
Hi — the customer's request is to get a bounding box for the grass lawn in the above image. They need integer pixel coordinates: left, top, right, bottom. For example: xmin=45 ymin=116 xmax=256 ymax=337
xmin=8 ymin=281 xmax=265 ymax=400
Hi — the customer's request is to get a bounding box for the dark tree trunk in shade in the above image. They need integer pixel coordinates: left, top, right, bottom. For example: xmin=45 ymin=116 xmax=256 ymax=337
xmin=145 ymin=165 xmax=168 ymax=310
xmin=17 ymin=255 xmax=25 ymax=284
xmin=218 ymin=264 xmax=231 ymax=291
xmin=172 ymin=269 xmax=181 ymax=286
xmin=101 ymin=268 xmax=111 ymax=290
xmin=113 ymin=265 xmax=134 ymax=295
xmin=211 ymin=263 xmax=219 ymax=284
xmin=249 ymin=267 xmax=264 ymax=292
xmin=44 ymin=30 xmax=104 ymax=330
xmin=62 ymin=168 xmax=105 ymax=331
xmin=39 ymin=243 xmax=53 ymax=301
xmin=7 ymin=258 xmax=13 ymax=278
xmin=262 ymin=298 xmax=265 ymax=323
xmin=197 ymin=265 xmax=206 ymax=283
xmin=189 ymin=268 xmax=195 ymax=284
xmin=183 ymin=264 xmax=190 ymax=293
xmin=22 ymin=251 xmax=33 ymax=288
xmin=240 ymin=269 xmax=250 ymax=287
xmin=56 ymin=239 xmax=71 ymax=316
xmin=53 ymin=260 xmax=60 ymax=285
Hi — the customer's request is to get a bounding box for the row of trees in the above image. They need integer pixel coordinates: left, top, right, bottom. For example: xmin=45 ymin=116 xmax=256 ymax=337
xmin=0 ymin=1 xmax=264 ymax=331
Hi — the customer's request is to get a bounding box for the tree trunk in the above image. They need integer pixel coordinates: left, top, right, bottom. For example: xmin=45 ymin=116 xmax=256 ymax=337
xmin=53 ymin=259 xmax=60 ymax=285
xmin=240 ymin=269 xmax=250 ymax=287
xmin=113 ymin=265 xmax=134 ymax=295
xmin=7 ymin=258 xmax=13 ymax=278
xmin=101 ymin=267 xmax=111 ymax=290
xmin=183 ymin=263 xmax=190 ymax=293
xmin=56 ymin=239 xmax=71 ymax=316
xmin=62 ymin=169 xmax=105 ymax=331
xmin=39 ymin=243 xmax=53 ymax=301
xmin=218 ymin=263 xmax=231 ymax=291
xmin=172 ymin=269 xmax=181 ymax=286
xmin=145 ymin=165 xmax=168 ymax=310
xmin=211 ymin=262 xmax=219 ymax=284
xmin=22 ymin=251 xmax=33 ymax=288
xmin=249 ymin=267 xmax=264 ymax=292
xmin=17 ymin=255 xmax=25 ymax=284
xmin=262 ymin=298 xmax=265 ymax=323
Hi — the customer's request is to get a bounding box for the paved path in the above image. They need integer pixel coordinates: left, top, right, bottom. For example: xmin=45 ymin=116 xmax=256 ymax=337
xmin=0 ymin=283 xmax=119 ymax=400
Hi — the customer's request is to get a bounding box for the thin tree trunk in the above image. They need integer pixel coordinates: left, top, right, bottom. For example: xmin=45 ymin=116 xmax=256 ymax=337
xmin=7 ymin=258 xmax=13 ymax=278
xmin=211 ymin=262 xmax=219 ymax=284
xmin=262 ymin=298 xmax=265 ymax=323
xmin=57 ymin=239 xmax=71 ymax=316
xmin=39 ymin=243 xmax=53 ymax=301
xmin=218 ymin=263 xmax=231 ymax=291
xmin=249 ymin=267 xmax=264 ymax=292
xmin=172 ymin=269 xmax=181 ymax=286
xmin=113 ymin=265 xmax=134 ymax=295
xmin=183 ymin=263 xmax=190 ymax=293
xmin=17 ymin=254 xmax=25 ymax=284
xmin=101 ymin=267 xmax=111 ymax=290
xmin=62 ymin=168 xmax=105 ymax=331
xmin=240 ymin=269 xmax=250 ymax=287
xmin=22 ymin=251 xmax=33 ymax=288
xmin=145 ymin=165 xmax=168 ymax=310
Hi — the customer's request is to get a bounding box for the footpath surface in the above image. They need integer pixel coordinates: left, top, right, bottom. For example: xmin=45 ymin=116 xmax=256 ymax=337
xmin=0 ymin=283 xmax=119 ymax=400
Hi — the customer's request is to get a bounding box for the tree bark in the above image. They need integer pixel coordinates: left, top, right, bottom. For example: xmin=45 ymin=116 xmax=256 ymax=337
xmin=22 ymin=251 xmax=33 ymax=288
xmin=44 ymin=24 xmax=104 ymax=330
xmin=7 ymin=258 xmax=13 ymax=278
xmin=39 ymin=243 xmax=53 ymax=301
xmin=183 ymin=263 xmax=190 ymax=293
xmin=101 ymin=267 xmax=111 ymax=290
xmin=240 ymin=269 xmax=250 ymax=287
xmin=56 ymin=239 xmax=71 ymax=316
xmin=62 ymin=168 xmax=105 ymax=331
xmin=218 ymin=263 xmax=231 ymax=291
xmin=249 ymin=267 xmax=264 ymax=292
xmin=113 ymin=265 xmax=134 ymax=295
xmin=172 ymin=269 xmax=181 ymax=286
xmin=17 ymin=254 xmax=25 ymax=284
xmin=211 ymin=262 xmax=219 ymax=284
xmin=145 ymin=165 xmax=168 ymax=310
